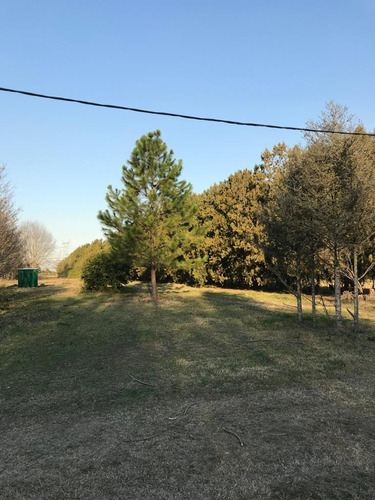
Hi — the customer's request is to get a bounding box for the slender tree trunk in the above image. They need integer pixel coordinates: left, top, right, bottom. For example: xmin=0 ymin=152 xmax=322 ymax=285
xmin=296 ymin=254 xmax=302 ymax=324
xmin=311 ymin=252 xmax=316 ymax=327
xmin=150 ymin=261 xmax=158 ymax=300
xmin=150 ymin=232 xmax=158 ymax=300
xmin=353 ymin=246 xmax=359 ymax=329
xmin=334 ymin=245 xmax=342 ymax=327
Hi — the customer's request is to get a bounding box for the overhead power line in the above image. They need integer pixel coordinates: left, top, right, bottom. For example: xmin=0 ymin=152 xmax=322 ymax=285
xmin=1 ymin=86 xmax=374 ymax=137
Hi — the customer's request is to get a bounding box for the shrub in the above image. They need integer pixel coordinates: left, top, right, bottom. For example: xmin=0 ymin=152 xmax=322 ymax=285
xmin=81 ymin=253 xmax=130 ymax=291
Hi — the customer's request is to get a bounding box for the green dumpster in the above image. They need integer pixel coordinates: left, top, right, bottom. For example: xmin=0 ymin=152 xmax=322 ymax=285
xmin=18 ymin=268 xmax=38 ymax=288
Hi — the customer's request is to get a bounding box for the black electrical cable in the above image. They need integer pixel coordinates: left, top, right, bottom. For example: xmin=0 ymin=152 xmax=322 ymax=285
xmin=1 ymin=86 xmax=374 ymax=137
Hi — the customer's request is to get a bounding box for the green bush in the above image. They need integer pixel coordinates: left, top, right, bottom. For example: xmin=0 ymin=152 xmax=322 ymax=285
xmin=81 ymin=253 xmax=130 ymax=291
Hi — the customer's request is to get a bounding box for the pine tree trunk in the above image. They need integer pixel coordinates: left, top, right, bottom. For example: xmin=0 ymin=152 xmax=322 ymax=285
xmin=334 ymin=245 xmax=342 ymax=327
xmin=311 ymin=252 xmax=316 ymax=326
xmin=150 ymin=262 xmax=158 ymax=300
xmin=353 ymin=246 xmax=359 ymax=329
xmin=296 ymin=254 xmax=302 ymax=324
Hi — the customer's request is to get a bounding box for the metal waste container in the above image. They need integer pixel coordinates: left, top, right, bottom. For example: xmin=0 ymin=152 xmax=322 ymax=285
xmin=18 ymin=268 xmax=38 ymax=288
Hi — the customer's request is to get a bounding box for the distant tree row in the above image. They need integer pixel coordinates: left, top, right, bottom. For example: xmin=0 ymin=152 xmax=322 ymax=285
xmin=57 ymin=239 xmax=109 ymax=278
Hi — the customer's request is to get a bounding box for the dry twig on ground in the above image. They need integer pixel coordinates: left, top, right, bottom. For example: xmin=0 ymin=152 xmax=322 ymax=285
xmin=222 ymin=427 xmax=244 ymax=446
xmin=129 ymin=374 xmax=156 ymax=388
xmin=168 ymin=403 xmax=196 ymax=420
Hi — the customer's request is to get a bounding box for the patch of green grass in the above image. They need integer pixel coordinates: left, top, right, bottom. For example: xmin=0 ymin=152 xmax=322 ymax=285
xmin=2 ymin=280 xmax=374 ymax=399
xmin=111 ymin=387 xmax=152 ymax=403
xmin=325 ymin=358 xmax=347 ymax=372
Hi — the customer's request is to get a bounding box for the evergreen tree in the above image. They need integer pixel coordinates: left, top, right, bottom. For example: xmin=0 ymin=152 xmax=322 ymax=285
xmin=198 ymin=169 xmax=266 ymax=288
xmin=164 ymin=193 xmax=208 ymax=286
xmin=98 ymin=130 xmax=200 ymax=299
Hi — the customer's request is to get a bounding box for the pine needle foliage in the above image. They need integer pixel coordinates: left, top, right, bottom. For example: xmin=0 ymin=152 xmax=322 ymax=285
xmin=98 ymin=130 xmax=201 ymax=299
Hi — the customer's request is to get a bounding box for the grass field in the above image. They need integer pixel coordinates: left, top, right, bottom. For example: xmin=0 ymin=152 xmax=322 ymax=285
xmin=1 ymin=278 xmax=375 ymax=499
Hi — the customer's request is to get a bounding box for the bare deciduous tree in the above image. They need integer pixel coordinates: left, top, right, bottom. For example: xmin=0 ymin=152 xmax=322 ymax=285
xmin=20 ymin=221 xmax=56 ymax=270
xmin=0 ymin=166 xmax=23 ymax=278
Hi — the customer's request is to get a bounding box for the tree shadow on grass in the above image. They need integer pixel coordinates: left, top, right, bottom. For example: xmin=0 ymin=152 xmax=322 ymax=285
xmin=0 ymin=282 xmax=63 ymax=306
xmin=0 ymin=288 xmax=165 ymax=418
xmin=1 ymin=282 xmax=373 ymax=418
xmin=118 ymin=281 xmax=189 ymax=297
xmin=0 ymin=286 xmax=278 ymax=406
xmin=2 ymin=282 xmax=375 ymax=500
xmin=153 ymin=290 xmax=374 ymax=395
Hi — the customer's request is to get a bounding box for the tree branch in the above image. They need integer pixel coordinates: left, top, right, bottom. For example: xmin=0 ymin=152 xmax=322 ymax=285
xmin=222 ymin=427 xmax=244 ymax=446
xmin=129 ymin=374 xmax=156 ymax=388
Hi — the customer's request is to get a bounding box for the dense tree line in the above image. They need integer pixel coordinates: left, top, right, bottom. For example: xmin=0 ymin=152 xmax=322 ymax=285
xmin=3 ymin=102 xmax=373 ymax=328
xmin=195 ymin=169 xmax=266 ymax=288
xmin=65 ymin=104 xmax=375 ymax=326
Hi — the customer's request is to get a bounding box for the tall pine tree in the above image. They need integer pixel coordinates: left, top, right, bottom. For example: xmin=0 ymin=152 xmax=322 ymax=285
xmin=98 ymin=130 xmax=199 ymax=299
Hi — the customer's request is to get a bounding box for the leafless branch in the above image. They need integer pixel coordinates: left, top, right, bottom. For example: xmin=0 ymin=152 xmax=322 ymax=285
xmin=239 ymin=339 xmax=304 ymax=344
xmin=129 ymin=374 xmax=156 ymax=388
xmin=319 ymin=293 xmax=331 ymax=318
xmin=168 ymin=403 xmax=196 ymax=420
xmin=20 ymin=220 xmax=56 ymax=269
xmin=222 ymin=427 xmax=244 ymax=447
xmin=359 ymin=261 xmax=375 ymax=282
xmin=266 ymin=263 xmax=297 ymax=298
xmin=346 ymin=308 xmax=355 ymax=320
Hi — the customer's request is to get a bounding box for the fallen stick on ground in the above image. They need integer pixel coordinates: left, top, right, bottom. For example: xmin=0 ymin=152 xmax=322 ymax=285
xmin=261 ymin=432 xmax=287 ymax=436
xmin=238 ymin=339 xmax=304 ymax=345
xmin=168 ymin=403 xmax=196 ymax=420
xmin=129 ymin=374 xmax=156 ymax=388
xmin=222 ymin=428 xmax=244 ymax=446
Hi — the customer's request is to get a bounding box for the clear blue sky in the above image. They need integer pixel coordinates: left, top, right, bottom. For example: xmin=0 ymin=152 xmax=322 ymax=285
xmin=1 ymin=0 xmax=374 ymax=258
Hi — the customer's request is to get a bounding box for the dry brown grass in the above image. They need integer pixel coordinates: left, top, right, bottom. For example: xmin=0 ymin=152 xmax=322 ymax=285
xmin=1 ymin=279 xmax=374 ymax=499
